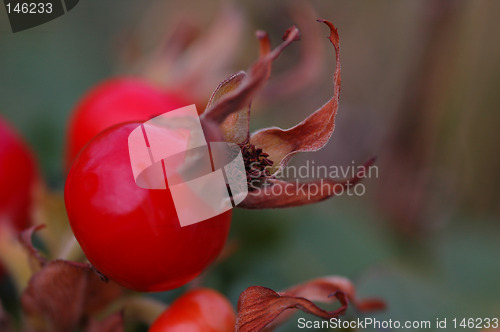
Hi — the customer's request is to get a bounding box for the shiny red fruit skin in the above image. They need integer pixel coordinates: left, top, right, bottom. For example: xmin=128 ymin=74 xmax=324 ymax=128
xmin=149 ymin=288 xmax=236 ymax=332
xmin=65 ymin=78 xmax=189 ymax=167
xmin=0 ymin=117 xmax=37 ymax=231
xmin=64 ymin=122 xmax=232 ymax=292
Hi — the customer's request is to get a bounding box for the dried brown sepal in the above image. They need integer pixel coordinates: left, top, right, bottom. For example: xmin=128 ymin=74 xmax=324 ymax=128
xmin=116 ymin=2 xmax=199 ymax=67
xmin=205 ymin=29 xmax=275 ymax=144
xmin=133 ymin=5 xmax=245 ymax=98
xmin=240 ymin=157 xmax=375 ymax=209
xmin=85 ymin=311 xmax=124 ymax=332
xmin=201 ymin=25 xmax=300 ymax=125
xmin=236 ymin=286 xmax=348 ymax=332
xmin=0 ymin=300 xmax=13 ymax=332
xmin=256 ymin=31 xmax=271 ymax=57
xmin=264 ymin=276 xmax=385 ymax=330
xmin=21 ymin=260 xmax=122 ymax=332
xmin=19 ymin=225 xmax=48 ymax=271
xmin=206 ymin=71 xmax=250 ymax=144
xmin=240 ymin=143 xmax=274 ymax=187
xmin=250 ymin=19 xmax=341 ymax=171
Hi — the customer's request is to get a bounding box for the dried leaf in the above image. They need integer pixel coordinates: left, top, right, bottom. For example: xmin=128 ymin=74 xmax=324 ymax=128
xmin=207 ymin=71 xmax=250 ymax=144
xmin=249 ymin=19 xmax=341 ymax=171
xmin=240 ymin=157 xmax=375 ymax=209
xmin=237 ymin=276 xmax=385 ymax=332
xmin=85 ymin=311 xmax=124 ymax=332
xmin=236 ymin=286 xmax=347 ymax=332
xmin=21 ymin=260 xmax=122 ymax=332
xmin=18 ymin=225 xmax=121 ymax=331
xmin=201 ymin=25 xmax=300 ymax=125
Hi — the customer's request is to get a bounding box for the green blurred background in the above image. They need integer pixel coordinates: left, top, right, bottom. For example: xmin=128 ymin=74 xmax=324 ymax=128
xmin=1 ymin=0 xmax=499 ymax=331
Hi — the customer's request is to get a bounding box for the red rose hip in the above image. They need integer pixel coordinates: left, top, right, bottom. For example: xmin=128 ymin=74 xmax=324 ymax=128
xmin=64 ymin=122 xmax=232 ymax=292
xmin=149 ymin=288 xmax=235 ymax=332
xmin=0 ymin=117 xmax=38 ymax=231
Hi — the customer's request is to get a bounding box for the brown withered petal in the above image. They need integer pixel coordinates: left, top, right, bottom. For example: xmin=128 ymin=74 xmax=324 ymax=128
xmin=85 ymin=311 xmax=124 ymax=332
xmin=240 ymin=158 xmax=375 ymax=209
xmin=236 ymin=286 xmax=348 ymax=332
xmin=21 ymin=260 xmax=122 ymax=332
xmin=250 ymin=19 xmax=341 ymax=171
xmin=201 ymin=25 xmax=300 ymax=125
xmin=19 ymin=225 xmax=48 ymax=270
xmin=206 ymin=71 xmax=250 ymax=144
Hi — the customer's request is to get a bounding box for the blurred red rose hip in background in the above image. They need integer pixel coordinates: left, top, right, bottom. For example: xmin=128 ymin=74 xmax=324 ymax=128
xmin=0 ymin=117 xmax=38 ymax=276
xmin=65 ymin=77 xmax=189 ymax=167
xmin=0 ymin=117 xmax=38 ymax=230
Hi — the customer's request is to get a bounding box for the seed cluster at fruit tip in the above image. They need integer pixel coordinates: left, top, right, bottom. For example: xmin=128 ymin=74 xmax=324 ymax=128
xmin=239 ymin=143 xmax=274 ymax=190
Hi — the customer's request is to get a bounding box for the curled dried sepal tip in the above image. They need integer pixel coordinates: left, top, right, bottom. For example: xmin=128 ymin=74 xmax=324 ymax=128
xmin=86 ymin=311 xmax=124 ymax=332
xmin=19 ymin=224 xmax=48 ymax=270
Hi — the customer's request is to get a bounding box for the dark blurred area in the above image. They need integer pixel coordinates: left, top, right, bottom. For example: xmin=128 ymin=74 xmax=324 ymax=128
xmin=1 ymin=0 xmax=499 ymax=330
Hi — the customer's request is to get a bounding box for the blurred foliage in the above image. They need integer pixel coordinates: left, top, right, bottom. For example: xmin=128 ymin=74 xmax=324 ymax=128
xmin=1 ymin=0 xmax=499 ymax=331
